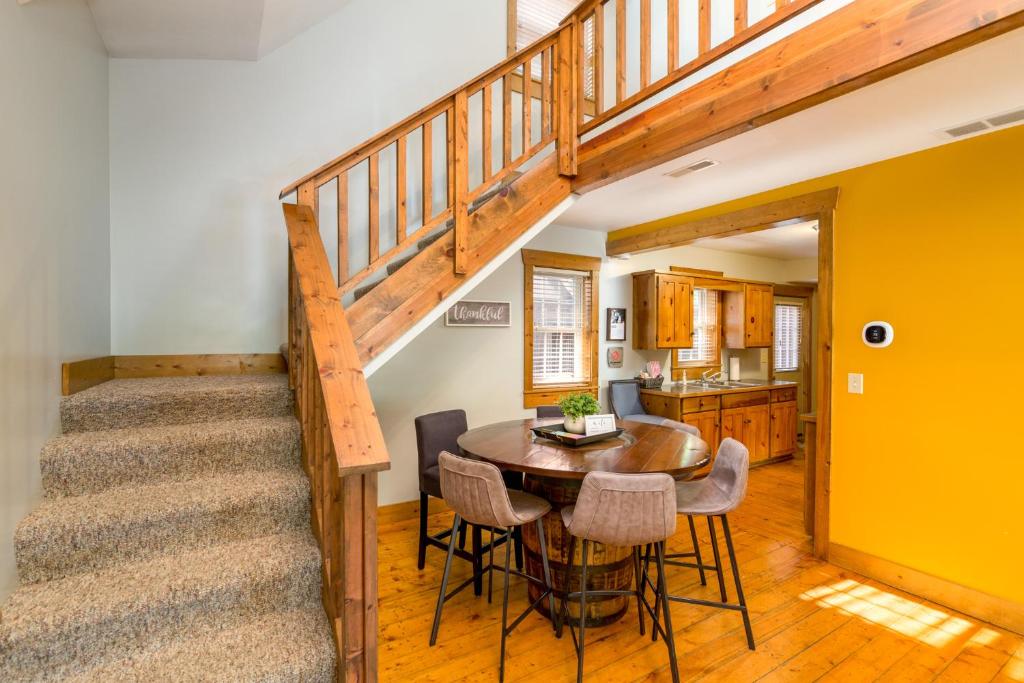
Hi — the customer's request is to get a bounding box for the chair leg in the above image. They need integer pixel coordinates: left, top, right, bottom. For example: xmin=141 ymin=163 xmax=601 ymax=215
xmin=417 ymin=492 xmax=429 ymax=570
xmin=499 ymin=526 xmax=513 ymax=683
xmin=458 ymin=519 xmax=467 ymax=550
xmin=632 ymin=546 xmax=646 ymax=636
xmin=472 ymin=524 xmax=483 ymax=596
xmin=488 ymin=527 xmax=496 ymax=604
xmin=536 ymin=519 xmax=558 ymax=634
xmin=707 ymin=516 xmax=728 ymax=603
xmin=430 ymin=514 xmax=461 ymax=646
xmin=655 ymin=541 xmax=681 ymax=683
xmin=721 ymin=515 xmax=755 ymax=650
xmin=576 ymin=539 xmax=589 ymax=683
xmin=647 ymin=543 xmax=661 ymax=642
xmin=687 ymin=515 xmax=707 ymax=586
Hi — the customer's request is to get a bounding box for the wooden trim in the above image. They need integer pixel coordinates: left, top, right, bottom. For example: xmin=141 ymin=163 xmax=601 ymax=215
xmin=61 ymin=356 xmax=114 ymax=396
xmin=522 ymin=249 xmax=601 ymax=409
xmin=61 ymin=354 xmax=288 ymax=396
xmin=572 ymin=0 xmax=1024 ymax=193
xmin=829 ymin=543 xmax=1024 ymax=636
xmin=507 ymin=0 xmax=517 ymax=56
xmin=814 ymin=204 xmax=834 ymax=559
xmin=607 ymin=188 xmax=839 ymax=255
xmin=774 ymin=283 xmax=816 ymax=298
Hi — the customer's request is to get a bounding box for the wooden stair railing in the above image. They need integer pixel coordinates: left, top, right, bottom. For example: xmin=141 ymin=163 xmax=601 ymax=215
xmin=284 ymin=202 xmax=390 ymax=682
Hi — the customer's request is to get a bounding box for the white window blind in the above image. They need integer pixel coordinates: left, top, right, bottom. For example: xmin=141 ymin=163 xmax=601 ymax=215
xmin=514 ymin=0 xmax=578 ymax=52
xmin=677 ymin=288 xmax=718 ymax=365
xmin=774 ymin=303 xmax=802 ymax=372
xmin=532 ymin=268 xmax=593 ymax=385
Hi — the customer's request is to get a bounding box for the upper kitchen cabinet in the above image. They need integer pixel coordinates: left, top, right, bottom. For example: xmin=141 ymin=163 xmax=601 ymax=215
xmin=633 ymin=271 xmax=694 ymax=349
xmin=724 ymin=283 xmax=774 ymax=348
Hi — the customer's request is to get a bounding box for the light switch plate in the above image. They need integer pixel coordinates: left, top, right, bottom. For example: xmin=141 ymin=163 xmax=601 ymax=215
xmin=848 ymin=373 xmax=864 ymax=394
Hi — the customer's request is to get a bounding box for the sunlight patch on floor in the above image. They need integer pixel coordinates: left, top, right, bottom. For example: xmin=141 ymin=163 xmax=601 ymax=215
xmin=799 ymin=579 xmax=989 ymax=648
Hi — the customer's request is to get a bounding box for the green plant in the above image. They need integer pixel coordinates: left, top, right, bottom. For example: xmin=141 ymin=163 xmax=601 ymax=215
xmin=558 ymin=392 xmax=601 ymax=420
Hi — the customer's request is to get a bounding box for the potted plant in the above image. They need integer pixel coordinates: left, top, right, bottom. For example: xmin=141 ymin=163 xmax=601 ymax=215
xmin=558 ymin=392 xmax=601 ymax=434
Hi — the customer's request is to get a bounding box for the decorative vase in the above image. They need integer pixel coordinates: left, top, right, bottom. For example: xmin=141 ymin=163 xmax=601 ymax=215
xmin=563 ymin=415 xmax=586 ymax=434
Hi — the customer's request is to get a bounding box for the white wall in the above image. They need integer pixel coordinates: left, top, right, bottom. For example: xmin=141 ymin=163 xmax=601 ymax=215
xmin=108 ymin=0 xmax=506 ymax=353
xmin=369 ymin=223 xmax=813 ymax=505
xmin=0 ymin=0 xmax=110 ymax=599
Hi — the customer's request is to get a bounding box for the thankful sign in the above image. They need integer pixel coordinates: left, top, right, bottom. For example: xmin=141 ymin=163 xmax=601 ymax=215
xmin=444 ymin=300 xmax=511 ymax=327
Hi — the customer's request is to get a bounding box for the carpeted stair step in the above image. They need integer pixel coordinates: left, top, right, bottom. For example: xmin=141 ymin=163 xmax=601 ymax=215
xmin=15 ymin=470 xmax=311 ymax=583
xmin=0 ymin=532 xmax=322 ymax=682
xmin=61 ymin=375 xmax=293 ymax=433
xmin=40 ymin=417 xmax=300 ymax=499
xmin=62 ymin=608 xmax=335 ymax=683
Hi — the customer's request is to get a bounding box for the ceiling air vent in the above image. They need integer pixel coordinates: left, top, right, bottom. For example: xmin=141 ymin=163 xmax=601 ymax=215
xmin=665 ymin=159 xmax=718 ymax=178
xmin=940 ymin=106 xmax=1024 ymax=139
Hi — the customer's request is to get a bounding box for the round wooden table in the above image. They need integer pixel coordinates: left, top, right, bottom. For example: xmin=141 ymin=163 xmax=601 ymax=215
xmin=457 ymin=418 xmax=710 ymax=627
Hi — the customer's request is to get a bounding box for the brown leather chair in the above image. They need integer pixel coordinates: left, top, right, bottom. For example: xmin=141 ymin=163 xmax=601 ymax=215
xmin=415 ymin=410 xmax=522 ymax=595
xmin=558 ymin=471 xmax=681 ymax=683
xmin=430 ymin=451 xmax=556 ymax=682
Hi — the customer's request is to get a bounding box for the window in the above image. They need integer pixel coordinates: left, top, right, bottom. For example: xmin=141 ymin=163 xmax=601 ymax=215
xmin=523 ymin=249 xmax=600 ymax=407
xmin=675 ymin=288 xmax=719 ymax=367
xmin=508 ymin=0 xmax=578 ymax=54
xmin=774 ymin=303 xmax=803 ymax=372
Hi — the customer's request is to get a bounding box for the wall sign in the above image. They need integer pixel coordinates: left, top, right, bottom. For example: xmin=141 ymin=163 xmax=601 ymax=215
xmin=607 ymin=346 xmax=623 ymax=368
xmin=444 ymin=300 xmax=511 ymax=327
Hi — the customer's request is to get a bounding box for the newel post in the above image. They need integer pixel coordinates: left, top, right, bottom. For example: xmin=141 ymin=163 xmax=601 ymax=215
xmin=556 ymin=20 xmax=579 ymax=177
xmin=451 ymin=92 xmax=470 ymax=275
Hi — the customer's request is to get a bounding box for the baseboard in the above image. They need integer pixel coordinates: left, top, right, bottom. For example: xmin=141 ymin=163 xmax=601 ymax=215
xmin=62 ymin=354 xmax=287 ymax=395
xmin=829 ymin=542 xmax=1024 ymax=635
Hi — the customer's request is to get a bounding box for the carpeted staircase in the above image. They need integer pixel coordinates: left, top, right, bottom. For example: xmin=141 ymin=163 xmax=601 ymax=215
xmin=0 ymin=374 xmax=334 ymax=682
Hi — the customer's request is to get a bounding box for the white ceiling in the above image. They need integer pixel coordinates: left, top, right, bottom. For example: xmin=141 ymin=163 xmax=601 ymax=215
xmin=691 ymin=220 xmax=818 ymax=260
xmin=86 ymin=0 xmax=352 ymax=60
xmin=561 ymin=27 xmax=1024 ymax=232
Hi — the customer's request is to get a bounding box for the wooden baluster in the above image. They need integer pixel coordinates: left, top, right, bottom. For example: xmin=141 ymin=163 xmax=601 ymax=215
xmin=396 ymin=137 xmax=407 ymax=242
xmin=337 ymin=173 xmax=348 ymax=284
xmin=593 ymin=8 xmax=604 ymax=115
xmin=615 ymin=0 xmax=626 ymax=103
xmin=522 ymin=57 xmax=532 ymax=154
xmin=452 ymin=92 xmax=469 ymax=275
xmin=576 ymin=15 xmax=586 ymax=126
xmin=668 ymin=0 xmax=679 ymax=72
xmin=734 ymin=0 xmax=748 ymax=34
xmin=640 ymin=0 xmax=651 ymax=88
xmin=446 ymin=106 xmax=455 ymax=208
xmin=422 ymin=120 xmax=433 ymax=223
xmin=699 ymin=0 xmax=711 ymax=54
xmin=541 ymin=48 xmax=552 ymax=138
xmin=482 ymin=84 xmax=492 ymax=181
xmin=368 ymin=153 xmax=379 ymax=262
xmin=556 ymin=22 xmax=578 ymax=176
xmin=502 ymin=74 xmax=512 ymax=165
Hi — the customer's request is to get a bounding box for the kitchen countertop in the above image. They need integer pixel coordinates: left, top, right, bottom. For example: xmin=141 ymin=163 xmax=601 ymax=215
xmin=639 ymin=379 xmax=797 ymax=399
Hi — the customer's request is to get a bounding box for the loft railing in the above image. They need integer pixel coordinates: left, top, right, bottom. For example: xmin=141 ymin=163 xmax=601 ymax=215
xmin=279 ymin=3 xmax=835 ymax=680
xmin=283 ymin=203 xmax=389 ymax=682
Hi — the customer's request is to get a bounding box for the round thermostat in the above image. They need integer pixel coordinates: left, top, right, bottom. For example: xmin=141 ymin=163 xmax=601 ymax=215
xmin=862 ymin=321 xmax=893 ymax=348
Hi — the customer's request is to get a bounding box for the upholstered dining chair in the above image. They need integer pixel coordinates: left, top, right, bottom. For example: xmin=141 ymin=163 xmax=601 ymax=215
xmin=654 ymin=438 xmax=755 ymax=651
xmin=414 ymin=410 xmax=521 ymax=594
xmin=558 ymin=471 xmax=681 ymax=683
xmin=431 ymin=452 xmax=557 ymax=682
xmin=535 ymin=405 xmax=563 ymax=419
xmin=608 ymin=380 xmax=698 ymax=434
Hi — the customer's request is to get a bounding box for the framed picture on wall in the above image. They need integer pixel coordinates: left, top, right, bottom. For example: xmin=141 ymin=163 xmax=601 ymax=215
xmin=606 ymin=308 xmax=626 ymax=341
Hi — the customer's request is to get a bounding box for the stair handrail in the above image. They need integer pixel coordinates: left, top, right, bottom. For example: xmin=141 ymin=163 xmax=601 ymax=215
xmin=283 ymin=201 xmax=387 ymax=682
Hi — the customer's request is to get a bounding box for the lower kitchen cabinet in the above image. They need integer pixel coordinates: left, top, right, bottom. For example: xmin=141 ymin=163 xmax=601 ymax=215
xmin=721 ymin=404 xmax=770 ymax=464
xmin=683 ymin=410 xmax=719 ymax=451
xmin=770 ymin=401 xmax=798 ymax=457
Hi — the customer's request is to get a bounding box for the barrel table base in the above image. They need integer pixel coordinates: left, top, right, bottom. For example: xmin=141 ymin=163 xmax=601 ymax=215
xmin=522 ymin=474 xmax=634 ymax=628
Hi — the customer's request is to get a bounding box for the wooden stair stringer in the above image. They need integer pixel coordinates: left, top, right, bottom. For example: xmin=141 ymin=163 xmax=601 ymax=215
xmin=346 ymin=155 xmax=571 ymax=366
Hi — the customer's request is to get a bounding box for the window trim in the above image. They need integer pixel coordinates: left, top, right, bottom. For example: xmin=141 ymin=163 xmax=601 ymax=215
xmin=773 ymin=299 xmax=805 ymax=373
xmin=522 ymin=249 xmax=601 ymax=408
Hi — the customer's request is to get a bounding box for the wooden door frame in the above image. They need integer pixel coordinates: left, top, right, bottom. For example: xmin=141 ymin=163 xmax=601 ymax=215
xmin=773 ymin=285 xmax=816 ymax=423
xmin=605 ymin=188 xmax=838 ymax=559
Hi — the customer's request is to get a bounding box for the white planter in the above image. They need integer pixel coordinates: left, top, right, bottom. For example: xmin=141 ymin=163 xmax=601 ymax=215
xmin=563 ymin=416 xmax=586 ymax=434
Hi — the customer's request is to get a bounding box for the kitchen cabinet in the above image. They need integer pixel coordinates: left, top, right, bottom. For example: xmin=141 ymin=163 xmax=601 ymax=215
xmin=632 ymin=271 xmax=693 ymax=349
xmin=721 ymin=404 xmax=770 ymax=464
xmin=683 ymin=410 xmax=720 ymax=452
xmin=770 ymin=400 xmax=798 ymax=457
xmin=724 ymin=283 xmax=774 ymax=348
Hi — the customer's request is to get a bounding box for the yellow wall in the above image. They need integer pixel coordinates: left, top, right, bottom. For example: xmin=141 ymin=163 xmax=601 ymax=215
xmin=610 ymin=125 xmax=1024 ymax=604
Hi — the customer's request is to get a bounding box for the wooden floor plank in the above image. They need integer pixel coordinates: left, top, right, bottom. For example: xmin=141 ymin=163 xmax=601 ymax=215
xmin=378 ymin=459 xmax=1017 ymax=682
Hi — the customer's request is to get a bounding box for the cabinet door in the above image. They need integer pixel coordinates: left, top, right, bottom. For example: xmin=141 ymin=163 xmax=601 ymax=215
xmin=744 ymin=404 xmax=771 ymax=463
xmin=683 ymin=410 xmax=720 ymax=451
xmin=770 ymin=400 xmax=798 ymax=456
xmin=744 ymin=284 xmax=774 ymax=348
xmin=656 ymin=277 xmax=693 ymax=348
xmin=720 ymin=407 xmax=744 ymax=445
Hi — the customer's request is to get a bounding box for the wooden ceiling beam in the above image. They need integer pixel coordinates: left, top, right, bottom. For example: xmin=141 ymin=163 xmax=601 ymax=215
xmin=573 ymin=0 xmax=1024 ymax=194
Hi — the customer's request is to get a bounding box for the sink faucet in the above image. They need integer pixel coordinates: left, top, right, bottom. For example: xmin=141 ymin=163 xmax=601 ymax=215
xmin=701 ymin=368 xmax=724 ymax=384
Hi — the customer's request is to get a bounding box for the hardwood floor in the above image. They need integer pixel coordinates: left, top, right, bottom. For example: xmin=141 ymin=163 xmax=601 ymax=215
xmin=378 ymin=460 xmax=1023 ymax=681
